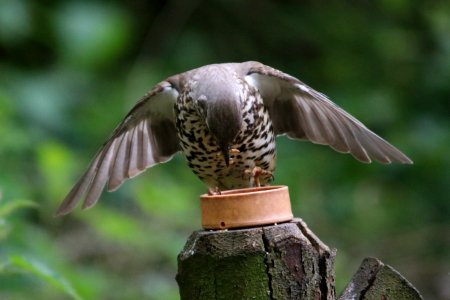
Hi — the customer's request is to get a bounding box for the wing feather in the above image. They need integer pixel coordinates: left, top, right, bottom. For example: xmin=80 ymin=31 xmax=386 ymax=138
xmin=136 ymin=120 xmax=146 ymax=170
xmin=108 ymin=130 xmax=130 ymax=191
xmin=56 ymin=81 xmax=179 ymax=215
xmin=83 ymin=139 xmax=118 ymax=209
xmin=244 ymin=62 xmax=412 ymax=164
xmin=57 ymin=154 xmax=102 ymax=214
xmin=142 ymin=119 xmax=153 ymax=168
xmin=128 ymin=126 xmax=140 ymax=178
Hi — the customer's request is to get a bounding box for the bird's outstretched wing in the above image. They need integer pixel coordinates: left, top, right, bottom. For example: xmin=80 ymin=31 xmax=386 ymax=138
xmin=56 ymin=81 xmax=180 ymax=215
xmin=242 ymin=61 xmax=412 ymax=164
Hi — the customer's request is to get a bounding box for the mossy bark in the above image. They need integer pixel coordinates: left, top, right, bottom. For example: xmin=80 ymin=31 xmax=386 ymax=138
xmin=177 ymin=219 xmax=422 ymax=300
xmin=176 ymin=218 xmax=336 ymax=300
xmin=338 ymin=257 xmax=423 ymax=300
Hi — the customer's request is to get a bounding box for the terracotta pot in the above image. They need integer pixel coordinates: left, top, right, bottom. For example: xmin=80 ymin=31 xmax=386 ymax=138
xmin=200 ymin=185 xmax=293 ymax=230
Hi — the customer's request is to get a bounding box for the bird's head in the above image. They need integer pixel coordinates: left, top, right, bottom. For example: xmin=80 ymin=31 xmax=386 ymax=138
xmin=189 ymin=69 xmax=243 ymax=165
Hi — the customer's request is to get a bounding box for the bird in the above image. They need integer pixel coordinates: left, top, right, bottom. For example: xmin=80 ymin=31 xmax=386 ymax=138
xmin=56 ymin=61 xmax=412 ymax=215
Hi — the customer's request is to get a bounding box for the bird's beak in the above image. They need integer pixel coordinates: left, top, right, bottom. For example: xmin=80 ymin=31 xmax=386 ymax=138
xmin=221 ymin=145 xmax=230 ymax=167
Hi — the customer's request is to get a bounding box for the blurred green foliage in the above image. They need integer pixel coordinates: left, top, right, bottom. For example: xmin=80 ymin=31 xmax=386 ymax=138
xmin=0 ymin=0 xmax=449 ymax=299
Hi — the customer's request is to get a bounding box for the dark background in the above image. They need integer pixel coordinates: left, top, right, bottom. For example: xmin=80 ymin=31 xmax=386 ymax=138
xmin=0 ymin=1 xmax=449 ymax=299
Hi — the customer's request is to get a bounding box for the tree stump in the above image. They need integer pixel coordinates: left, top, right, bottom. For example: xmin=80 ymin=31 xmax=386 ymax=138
xmin=338 ymin=257 xmax=423 ymax=300
xmin=176 ymin=218 xmax=336 ymax=300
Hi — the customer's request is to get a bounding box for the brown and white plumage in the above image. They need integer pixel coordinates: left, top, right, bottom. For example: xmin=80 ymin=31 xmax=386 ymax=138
xmin=56 ymin=61 xmax=412 ymax=215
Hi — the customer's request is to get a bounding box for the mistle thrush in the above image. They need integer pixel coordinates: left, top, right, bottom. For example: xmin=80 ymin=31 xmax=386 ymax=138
xmin=57 ymin=61 xmax=412 ymax=215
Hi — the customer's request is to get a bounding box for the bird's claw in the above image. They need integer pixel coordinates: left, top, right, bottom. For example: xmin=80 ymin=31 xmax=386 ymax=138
xmin=244 ymin=167 xmax=273 ymax=187
xmin=229 ymin=148 xmax=240 ymax=154
xmin=216 ymin=148 xmax=240 ymax=157
xmin=216 ymin=148 xmax=240 ymax=166
xmin=208 ymin=187 xmax=221 ymax=196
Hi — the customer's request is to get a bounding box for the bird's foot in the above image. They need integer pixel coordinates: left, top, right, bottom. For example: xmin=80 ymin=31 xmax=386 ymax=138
xmin=244 ymin=167 xmax=273 ymax=187
xmin=229 ymin=148 xmax=240 ymax=154
xmin=208 ymin=187 xmax=221 ymax=196
xmin=216 ymin=148 xmax=240 ymax=157
xmin=216 ymin=148 xmax=240 ymax=165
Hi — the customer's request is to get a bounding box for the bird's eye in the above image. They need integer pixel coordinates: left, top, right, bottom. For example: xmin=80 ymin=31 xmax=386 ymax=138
xmin=197 ymin=95 xmax=208 ymax=111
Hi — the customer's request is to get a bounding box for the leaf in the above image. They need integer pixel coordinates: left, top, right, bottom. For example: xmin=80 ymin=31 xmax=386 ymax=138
xmin=8 ymin=255 xmax=83 ymax=300
xmin=0 ymin=199 xmax=37 ymax=218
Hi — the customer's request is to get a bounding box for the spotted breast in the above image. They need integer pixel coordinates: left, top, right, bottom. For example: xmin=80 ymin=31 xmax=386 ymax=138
xmin=175 ymin=65 xmax=276 ymax=190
